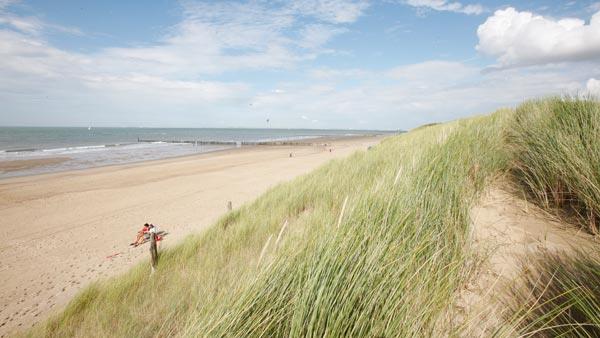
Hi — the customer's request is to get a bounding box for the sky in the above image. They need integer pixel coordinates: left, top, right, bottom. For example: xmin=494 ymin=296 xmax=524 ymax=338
xmin=1 ymin=0 xmax=600 ymax=130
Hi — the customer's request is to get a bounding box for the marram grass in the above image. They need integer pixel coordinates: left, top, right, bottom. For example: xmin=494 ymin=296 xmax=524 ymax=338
xmin=507 ymin=97 xmax=600 ymax=234
xmin=499 ymin=250 xmax=600 ymax=338
xmin=497 ymin=97 xmax=600 ymax=338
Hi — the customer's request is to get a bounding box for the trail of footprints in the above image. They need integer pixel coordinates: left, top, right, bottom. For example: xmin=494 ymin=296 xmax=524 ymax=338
xmin=0 ymin=253 xmax=122 ymax=336
xmin=0 ymin=242 xmax=152 ymax=336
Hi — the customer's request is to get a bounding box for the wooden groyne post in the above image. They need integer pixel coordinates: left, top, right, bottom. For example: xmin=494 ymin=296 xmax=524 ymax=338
xmin=149 ymin=232 xmax=158 ymax=273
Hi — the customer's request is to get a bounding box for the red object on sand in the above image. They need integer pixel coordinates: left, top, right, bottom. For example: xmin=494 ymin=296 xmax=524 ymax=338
xmin=106 ymin=252 xmax=122 ymax=259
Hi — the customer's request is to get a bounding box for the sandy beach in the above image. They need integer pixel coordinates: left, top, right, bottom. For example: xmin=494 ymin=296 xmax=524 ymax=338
xmin=0 ymin=136 xmax=382 ymax=336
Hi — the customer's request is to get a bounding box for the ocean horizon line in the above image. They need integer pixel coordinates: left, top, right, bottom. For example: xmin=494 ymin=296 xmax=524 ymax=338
xmin=0 ymin=125 xmax=401 ymax=132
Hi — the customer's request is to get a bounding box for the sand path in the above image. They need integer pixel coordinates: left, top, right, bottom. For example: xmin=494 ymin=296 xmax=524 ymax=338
xmin=458 ymin=183 xmax=598 ymax=334
xmin=0 ymin=136 xmax=381 ymax=336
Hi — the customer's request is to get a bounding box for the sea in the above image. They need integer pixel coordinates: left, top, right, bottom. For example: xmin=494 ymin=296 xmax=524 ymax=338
xmin=0 ymin=127 xmax=390 ymax=179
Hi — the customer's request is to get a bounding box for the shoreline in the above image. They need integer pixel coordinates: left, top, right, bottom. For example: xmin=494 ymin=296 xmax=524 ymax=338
xmin=0 ymin=134 xmax=384 ymax=336
xmin=0 ymin=135 xmax=380 ymax=182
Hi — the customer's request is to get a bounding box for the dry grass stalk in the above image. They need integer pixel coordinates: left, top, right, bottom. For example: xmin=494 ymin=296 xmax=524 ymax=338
xmin=257 ymin=234 xmax=273 ymax=267
xmin=275 ymin=220 xmax=289 ymax=248
xmin=336 ymin=196 xmax=349 ymax=228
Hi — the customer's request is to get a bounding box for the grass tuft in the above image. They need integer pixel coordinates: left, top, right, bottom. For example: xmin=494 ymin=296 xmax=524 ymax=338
xmin=502 ymin=250 xmax=600 ymax=337
xmin=507 ymin=97 xmax=600 ymax=234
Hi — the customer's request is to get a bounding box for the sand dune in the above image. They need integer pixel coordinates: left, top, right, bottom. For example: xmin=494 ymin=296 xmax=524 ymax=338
xmin=0 ymin=136 xmax=381 ymax=336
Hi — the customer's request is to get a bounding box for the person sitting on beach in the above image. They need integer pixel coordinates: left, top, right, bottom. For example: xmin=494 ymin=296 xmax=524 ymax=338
xmin=131 ymin=223 xmax=162 ymax=247
xmin=131 ymin=223 xmax=151 ymax=247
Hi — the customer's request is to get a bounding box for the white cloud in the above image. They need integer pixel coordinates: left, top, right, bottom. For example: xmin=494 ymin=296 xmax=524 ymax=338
xmin=0 ymin=1 xmax=82 ymax=35
xmin=387 ymin=61 xmax=478 ymax=87
xmin=308 ymin=67 xmax=371 ymax=79
xmin=290 ymin=0 xmax=369 ymax=23
xmin=248 ymin=60 xmax=600 ymax=129
xmin=0 ymin=14 xmax=42 ymax=33
xmin=1 ymin=0 xmax=362 ymax=81
xmin=84 ymin=74 xmax=246 ymax=101
xmin=385 ymin=22 xmax=412 ymax=35
xmin=0 ymin=0 xmax=18 ymax=10
xmin=477 ymin=7 xmax=600 ymax=68
xmin=0 ymin=0 xmax=370 ymax=127
xmin=587 ymin=78 xmax=600 ymax=96
xmin=404 ymin=0 xmax=484 ymax=15
xmin=99 ymin=1 xmax=302 ymax=76
xmin=298 ymin=24 xmax=346 ymax=49
xmin=1 ymin=1 xmax=599 ymax=129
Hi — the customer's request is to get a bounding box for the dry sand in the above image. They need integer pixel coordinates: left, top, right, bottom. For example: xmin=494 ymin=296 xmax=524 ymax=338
xmin=0 ymin=136 xmax=382 ymax=337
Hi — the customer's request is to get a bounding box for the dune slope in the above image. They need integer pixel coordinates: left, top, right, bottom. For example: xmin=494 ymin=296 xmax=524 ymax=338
xmin=30 ymin=98 xmax=600 ymax=337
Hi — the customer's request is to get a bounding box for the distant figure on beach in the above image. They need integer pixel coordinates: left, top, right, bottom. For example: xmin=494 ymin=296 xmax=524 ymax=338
xmin=131 ymin=223 xmax=150 ymax=246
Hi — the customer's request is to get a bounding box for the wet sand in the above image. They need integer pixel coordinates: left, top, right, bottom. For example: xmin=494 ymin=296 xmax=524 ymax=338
xmin=0 ymin=157 xmax=70 ymax=173
xmin=0 ymin=135 xmax=382 ymax=336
